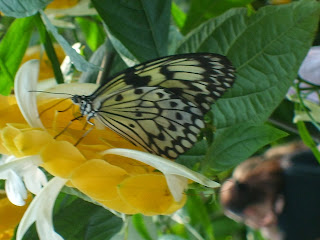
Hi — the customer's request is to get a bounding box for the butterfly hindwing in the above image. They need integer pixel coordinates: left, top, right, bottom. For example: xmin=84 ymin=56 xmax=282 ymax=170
xmin=95 ymin=86 xmax=204 ymax=158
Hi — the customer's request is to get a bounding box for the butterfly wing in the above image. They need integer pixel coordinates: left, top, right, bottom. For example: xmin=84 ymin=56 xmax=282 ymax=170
xmin=91 ymin=53 xmax=235 ymax=114
xmin=95 ymin=86 xmax=204 ymax=159
xmin=89 ymin=53 xmax=236 ymax=159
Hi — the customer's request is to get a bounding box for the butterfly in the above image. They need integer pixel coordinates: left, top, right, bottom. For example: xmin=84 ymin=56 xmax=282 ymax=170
xmin=71 ymin=53 xmax=236 ymax=159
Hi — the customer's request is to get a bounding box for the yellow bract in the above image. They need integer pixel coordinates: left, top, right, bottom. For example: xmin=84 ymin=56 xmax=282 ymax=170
xmin=0 ymin=194 xmax=31 ymax=239
xmin=47 ymin=0 xmax=79 ymax=9
xmin=118 ymin=174 xmax=186 ymax=215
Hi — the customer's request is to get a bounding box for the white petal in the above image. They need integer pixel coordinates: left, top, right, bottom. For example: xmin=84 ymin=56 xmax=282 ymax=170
xmin=102 ymin=149 xmax=220 ymax=188
xmin=37 ymin=83 xmax=98 ymax=101
xmin=23 ymin=166 xmax=47 ymax=194
xmin=6 ymin=170 xmax=27 ymax=206
xmin=17 ymin=177 xmax=67 ymax=240
xmin=165 ymin=174 xmax=188 ymax=202
xmin=0 ymin=156 xmax=42 ymax=174
xmin=299 ymin=46 xmax=320 ymax=84
xmin=15 ymin=60 xmax=44 ymax=128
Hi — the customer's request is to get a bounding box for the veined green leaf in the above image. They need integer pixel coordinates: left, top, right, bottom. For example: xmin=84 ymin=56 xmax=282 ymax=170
xmin=181 ymin=0 xmax=253 ymax=34
xmin=91 ymin=0 xmax=171 ymax=62
xmin=205 ymin=123 xmax=288 ymax=172
xmin=54 ymin=194 xmax=123 ymax=240
xmin=177 ymin=0 xmax=320 ymax=130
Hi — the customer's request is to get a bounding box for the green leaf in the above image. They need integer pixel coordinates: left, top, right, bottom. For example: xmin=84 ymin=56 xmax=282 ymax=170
xmin=0 ymin=0 xmax=52 ymax=18
xmin=91 ymin=0 xmax=171 ymax=62
xmin=171 ymin=2 xmax=186 ymax=30
xmin=296 ymin=121 xmax=320 ymax=163
xmin=205 ymin=123 xmax=288 ymax=172
xmin=111 ymin=215 xmax=157 ymax=240
xmin=53 ymin=194 xmax=123 ymax=240
xmin=131 ymin=214 xmax=155 ymax=240
xmin=34 ymin=13 xmax=64 ymax=84
xmin=185 ymin=190 xmax=215 ymax=240
xmin=177 ymin=0 xmax=320 ymax=129
xmin=181 ymin=0 xmax=253 ymax=34
xmin=0 ymin=16 xmax=34 ymax=95
xmin=75 ymin=17 xmax=106 ymax=52
xmin=19 ymin=193 xmax=123 ymax=240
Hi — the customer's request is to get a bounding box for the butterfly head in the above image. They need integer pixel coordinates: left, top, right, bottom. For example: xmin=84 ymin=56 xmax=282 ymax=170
xmin=72 ymin=95 xmax=96 ymax=119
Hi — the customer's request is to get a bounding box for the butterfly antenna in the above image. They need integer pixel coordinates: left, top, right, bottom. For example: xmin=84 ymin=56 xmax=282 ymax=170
xmin=28 ymin=90 xmax=74 ymax=97
xmin=58 ymin=103 xmax=74 ymax=113
xmin=38 ymin=98 xmax=70 ymax=117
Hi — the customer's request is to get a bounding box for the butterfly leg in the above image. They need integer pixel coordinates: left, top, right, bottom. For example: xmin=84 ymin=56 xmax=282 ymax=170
xmin=54 ymin=115 xmax=83 ymax=139
xmin=74 ymin=119 xmax=95 ymax=146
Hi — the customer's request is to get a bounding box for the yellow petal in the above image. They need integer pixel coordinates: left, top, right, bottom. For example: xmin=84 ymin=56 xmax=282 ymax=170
xmin=0 ymin=95 xmax=16 ymax=112
xmin=118 ymin=174 xmax=185 ymax=215
xmin=0 ymin=194 xmax=31 ymax=235
xmin=97 ymin=196 xmax=138 ymax=215
xmin=104 ymin=155 xmax=154 ymax=175
xmin=14 ymin=130 xmax=53 ymax=156
xmin=1 ymin=126 xmax=22 ymax=157
xmin=40 ymin=140 xmax=86 ymax=178
xmin=162 ymin=195 xmax=187 ymax=215
xmin=0 ymin=101 xmax=26 ymax=128
xmin=47 ymin=0 xmax=79 ymax=9
xmin=71 ymin=159 xmax=128 ymax=200
xmin=0 ymin=133 xmax=9 ymax=155
xmin=37 ymin=99 xmax=85 ymax=130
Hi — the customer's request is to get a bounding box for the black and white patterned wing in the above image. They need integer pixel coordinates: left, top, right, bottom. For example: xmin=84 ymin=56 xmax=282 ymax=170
xmin=91 ymin=53 xmax=236 ymax=114
xmin=95 ymin=86 xmax=205 ymax=159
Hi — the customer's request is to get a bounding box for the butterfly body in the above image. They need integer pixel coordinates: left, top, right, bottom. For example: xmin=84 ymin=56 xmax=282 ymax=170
xmin=72 ymin=53 xmax=236 ymax=159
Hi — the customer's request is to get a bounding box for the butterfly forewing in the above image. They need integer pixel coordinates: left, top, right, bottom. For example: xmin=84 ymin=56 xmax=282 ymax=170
xmin=91 ymin=53 xmax=235 ymax=114
xmin=76 ymin=53 xmax=235 ymax=159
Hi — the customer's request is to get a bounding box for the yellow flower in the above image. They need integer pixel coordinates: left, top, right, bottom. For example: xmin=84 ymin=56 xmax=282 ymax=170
xmin=0 ymin=193 xmax=31 ymax=240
